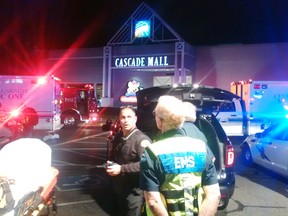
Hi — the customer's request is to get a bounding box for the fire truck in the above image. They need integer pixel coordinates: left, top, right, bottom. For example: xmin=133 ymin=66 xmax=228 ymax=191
xmin=0 ymin=75 xmax=62 ymax=141
xmin=60 ymin=83 xmax=98 ymax=128
xmin=231 ymin=80 xmax=288 ymax=135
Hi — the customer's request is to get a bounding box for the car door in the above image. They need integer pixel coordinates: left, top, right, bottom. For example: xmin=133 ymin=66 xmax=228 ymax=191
xmin=264 ymin=128 xmax=288 ymax=176
xmin=260 ymin=123 xmax=288 ymax=176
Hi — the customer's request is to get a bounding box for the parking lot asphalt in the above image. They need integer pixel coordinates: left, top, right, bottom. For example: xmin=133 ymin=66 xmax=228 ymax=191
xmin=52 ymin=137 xmax=243 ymax=216
xmin=55 ymin=187 xmax=116 ymax=216
xmin=47 ymin=165 xmax=117 ymax=216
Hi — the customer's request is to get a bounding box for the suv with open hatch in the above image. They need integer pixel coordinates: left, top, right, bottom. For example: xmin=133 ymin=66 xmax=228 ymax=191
xmin=103 ymin=84 xmax=236 ymax=210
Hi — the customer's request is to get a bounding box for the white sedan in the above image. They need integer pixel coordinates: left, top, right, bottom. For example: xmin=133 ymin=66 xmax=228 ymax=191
xmin=241 ymin=121 xmax=288 ymax=178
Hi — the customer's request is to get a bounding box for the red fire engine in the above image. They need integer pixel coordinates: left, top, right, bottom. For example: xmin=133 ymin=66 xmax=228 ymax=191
xmin=60 ymin=83 xmax=98 ymax=128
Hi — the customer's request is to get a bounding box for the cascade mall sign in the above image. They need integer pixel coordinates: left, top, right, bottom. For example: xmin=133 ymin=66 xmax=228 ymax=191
xmin=114 ymin=55 xmax=169 ymax=68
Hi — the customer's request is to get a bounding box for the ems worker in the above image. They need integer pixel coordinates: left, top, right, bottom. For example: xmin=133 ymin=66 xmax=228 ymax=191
xmin=182 ymin=102 xmax=207 ymax=142
xmin=140 ymin=96 xmax=220 ymax=216
xmin=182 ymin=101 xmax=217 ymax=170
xmin=106 ymin=106 xmax=151 ymax=216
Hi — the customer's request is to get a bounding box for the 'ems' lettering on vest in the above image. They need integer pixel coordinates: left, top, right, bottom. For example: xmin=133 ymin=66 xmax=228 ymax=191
xmin=159 ymin=151 xmax=206 ymax=174
xmin=174 ymin=156 xmax=195 ymax=169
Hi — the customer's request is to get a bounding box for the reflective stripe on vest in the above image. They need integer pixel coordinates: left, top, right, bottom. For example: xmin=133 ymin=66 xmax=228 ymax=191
xmin=147 ymin=136 xmax=206 ymax=216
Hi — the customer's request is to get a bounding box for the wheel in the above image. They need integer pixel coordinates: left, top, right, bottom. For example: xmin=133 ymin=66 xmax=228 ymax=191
xmin=63 ymin=114 xmax=78 ymax=128
xmin=242 ymin=144 xmax=253 ymax=166
xmin=218 ymin=197 xmax=229 ymax=210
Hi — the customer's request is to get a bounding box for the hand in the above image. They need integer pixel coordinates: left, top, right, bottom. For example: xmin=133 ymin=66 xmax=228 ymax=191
xmin=106 ymin=162 xmax=121 ymax=176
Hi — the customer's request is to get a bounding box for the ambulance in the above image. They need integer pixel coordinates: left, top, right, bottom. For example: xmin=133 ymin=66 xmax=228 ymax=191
xmin=231 ymin=80 xmax=288 ymax=135
xmin=0 ymin=75 xmax=62 ymax=140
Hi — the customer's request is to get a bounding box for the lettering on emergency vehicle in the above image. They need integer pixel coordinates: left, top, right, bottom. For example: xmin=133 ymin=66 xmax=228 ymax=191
xmin=64 ymin=97 xmax=74 ymax=102
xmin=114 ymin=56 xmax=169 ymax=67
xmin=274 ymin=94 xmax=288 ymax=100
xmin=0 ymin=89 xmax=27 ymax=100
xmin=174 ymin=156 xmax=195 ymax=169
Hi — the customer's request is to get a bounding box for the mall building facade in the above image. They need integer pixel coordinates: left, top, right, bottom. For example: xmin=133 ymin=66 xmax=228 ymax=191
xmin=41 ymin=3 xmax=288 ymax=107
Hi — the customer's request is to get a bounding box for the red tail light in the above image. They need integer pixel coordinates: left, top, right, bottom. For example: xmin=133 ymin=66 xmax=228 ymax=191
xmin=225 ymin=144 xmax=235 ymax=167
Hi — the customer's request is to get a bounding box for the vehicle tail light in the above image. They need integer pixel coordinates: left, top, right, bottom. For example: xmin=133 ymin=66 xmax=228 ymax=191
xmin=225 ymin=142 xmax=235 ymax=167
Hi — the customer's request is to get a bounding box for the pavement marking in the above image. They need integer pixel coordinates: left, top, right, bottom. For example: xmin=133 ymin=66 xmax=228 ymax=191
xmin=57 ymin=199 xmax=95 ymax=206
xmin=52 ymin=159 xmax=77 ymax=165
xmin=76 ymin=140 xmax=107 ymax=144
xmin=58 ymin=149 xmax=106 ymax=159
xmin=56 ymin=174 xmax=110 ymax=191
xmin=53 ymin=163 xmax=94 ymax=167
xmin=52 ymin=131 xmax=109 ymax=147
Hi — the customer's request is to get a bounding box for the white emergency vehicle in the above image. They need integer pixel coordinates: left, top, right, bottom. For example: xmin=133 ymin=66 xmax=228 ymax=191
xmin=231 ymin=80 xmax=288 ymax=135
xmin=0 ymin=75 xmax=62 ymax=140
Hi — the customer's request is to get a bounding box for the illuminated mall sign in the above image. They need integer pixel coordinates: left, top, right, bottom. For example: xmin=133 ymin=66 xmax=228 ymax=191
xmin=114 ymin=56 xmax=169 ymax=68
xmin=135 ymin=20 xmax=151 ymax=38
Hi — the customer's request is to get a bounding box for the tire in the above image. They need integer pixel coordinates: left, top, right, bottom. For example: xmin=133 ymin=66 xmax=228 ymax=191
xmin=63 ymin=114 xmax=79 ymax=128
xmin=242 ymin=144 xmax=253 ymax=166
xmin=218 ymin=197 xmax=229 ymax=210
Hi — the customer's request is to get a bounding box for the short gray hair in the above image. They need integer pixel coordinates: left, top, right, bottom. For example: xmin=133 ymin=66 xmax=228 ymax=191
xmin=183 ymin=102 xmax=197 ymax=122
xmin=154 ymin=95 xmax=185 ymax=131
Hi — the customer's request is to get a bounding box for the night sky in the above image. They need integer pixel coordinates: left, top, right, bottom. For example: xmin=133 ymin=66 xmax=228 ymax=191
xmin=1 ymin=0 xmax=288 ymax=71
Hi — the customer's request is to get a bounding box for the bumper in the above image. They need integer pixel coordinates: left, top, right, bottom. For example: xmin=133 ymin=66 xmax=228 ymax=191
xmin=218 ymin=170 xmax=235 ymax=209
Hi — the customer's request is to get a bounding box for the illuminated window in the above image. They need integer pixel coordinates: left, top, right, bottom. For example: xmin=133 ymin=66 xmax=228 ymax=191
xmin=135 ymin=20 xmax=151 ymax=38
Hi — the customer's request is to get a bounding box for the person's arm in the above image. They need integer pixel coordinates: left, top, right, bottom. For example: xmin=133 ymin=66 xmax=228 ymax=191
xmin=144 ymin=191 xmax=169 ymax=216
xmin=121 ymin=138 xmax=151 ymax=173
xmin=198 ymin=183 xmax=220 ymax=216
xmin=107 ymin=138 xmax=151 ymax=176
xmin=141 ymin=148 xmax=167 ymax=215
xmin=199 ymin=146 xmax=220 ymax=216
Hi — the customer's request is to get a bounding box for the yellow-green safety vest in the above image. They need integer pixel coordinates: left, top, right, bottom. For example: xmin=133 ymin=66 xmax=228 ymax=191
xmin=146 ymin=136 xmax=207 ymax=216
